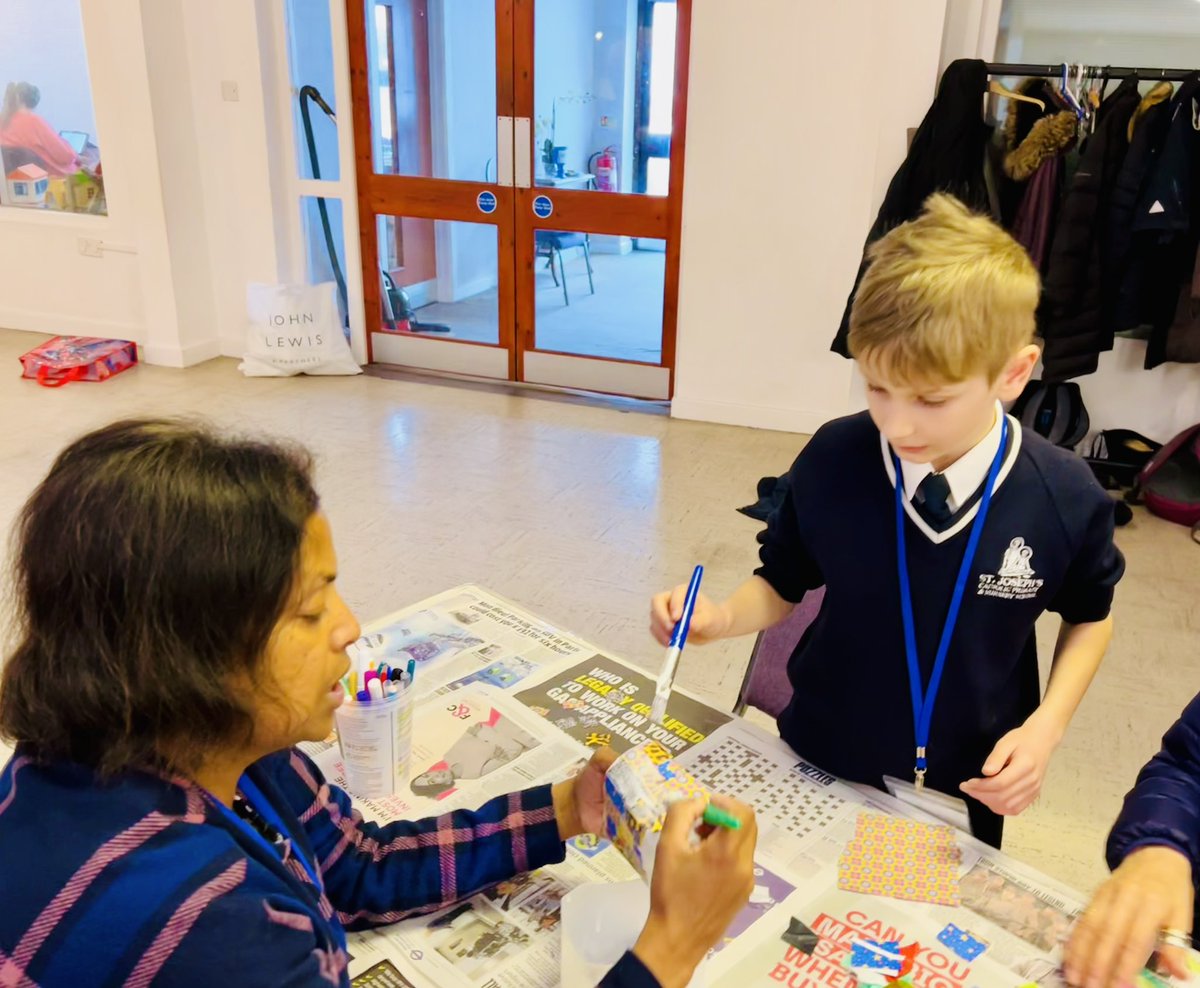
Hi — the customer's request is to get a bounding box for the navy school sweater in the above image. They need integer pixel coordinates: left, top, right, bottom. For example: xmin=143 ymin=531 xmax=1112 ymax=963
xmin=757 ymin=411 xmax=1124 ymax=796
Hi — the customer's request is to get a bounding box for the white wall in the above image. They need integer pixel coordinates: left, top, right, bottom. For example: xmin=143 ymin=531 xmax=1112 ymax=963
xmin=167 ymin=0 xmax=286 ymax=359
xmin=671 ymin=0 xmax=950 ymax=434
xmin=2 ymin=0 xmax=99 ymax=139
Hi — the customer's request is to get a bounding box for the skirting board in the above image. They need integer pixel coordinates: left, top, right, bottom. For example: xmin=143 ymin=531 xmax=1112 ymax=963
xmin=0 ymin=306 xmax=140 ymax=347
xmin=142 ymin=339 xmax=222 ymax=368
xmin=670 ymin=395 xmax=833 ymax=436
xmin=0 ymin=306 xmax=221 ymax=368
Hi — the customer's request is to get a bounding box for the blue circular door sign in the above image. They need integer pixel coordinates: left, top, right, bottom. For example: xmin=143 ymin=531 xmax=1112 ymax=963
xmin=532 ymin=195 xmax=553 ymax=219
xmin=476 ymin=190 xmax=497 ymax=214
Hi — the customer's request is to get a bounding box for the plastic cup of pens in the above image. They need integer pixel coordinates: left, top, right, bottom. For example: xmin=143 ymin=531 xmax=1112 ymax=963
xmin=333 ymin=666 xmax=415 ymax=798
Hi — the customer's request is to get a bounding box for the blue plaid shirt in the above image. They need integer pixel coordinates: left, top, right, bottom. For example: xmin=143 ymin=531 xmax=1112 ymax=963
xmin=0 ymin=747 xmax=658 ymax=986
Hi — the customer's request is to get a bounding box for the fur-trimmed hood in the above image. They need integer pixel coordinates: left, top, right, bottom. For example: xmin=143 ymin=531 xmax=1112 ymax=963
xmin=1003 ymin=108 xmax=1077 ymax=181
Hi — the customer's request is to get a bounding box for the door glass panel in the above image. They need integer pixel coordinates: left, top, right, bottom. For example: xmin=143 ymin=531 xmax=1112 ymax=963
xmin=367 ymin=0 xmax=496 ymax=181
xmin=300 ymin=195 xmax=348 ymax=325
xmin=532 ymin=230 xmax=665 ymax=363
xmin=287 ymin=0 xmax=340 ymax=182
xmin=534 ymin=0 xmax=676 ymax=197
xmin=377 ymin=214 xmax=499 ymax=344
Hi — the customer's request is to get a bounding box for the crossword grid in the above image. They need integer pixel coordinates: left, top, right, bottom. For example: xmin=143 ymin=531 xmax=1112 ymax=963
xmin=689 ymin=736 xmax=847 ymax=841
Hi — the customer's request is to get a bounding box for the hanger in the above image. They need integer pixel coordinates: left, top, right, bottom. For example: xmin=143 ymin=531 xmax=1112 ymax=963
xmin=1060 ymin=63 xmax=1085 ymax=119
xmin=988 ymin=79 xmax=1046 ymax=111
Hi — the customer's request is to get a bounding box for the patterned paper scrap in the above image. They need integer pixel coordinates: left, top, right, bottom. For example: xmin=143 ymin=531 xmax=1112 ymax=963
xmin=837 ymin=813 xmax=962 ymax=907
xmin=937 ymin=922 xmax=988 ymax=960
xmin=849 ymin=939 xmax=903 ymax=976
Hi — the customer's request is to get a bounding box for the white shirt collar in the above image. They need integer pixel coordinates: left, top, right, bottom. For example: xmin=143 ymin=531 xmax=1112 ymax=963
xmin=897 ymin=402 xmax=1004 ymax=513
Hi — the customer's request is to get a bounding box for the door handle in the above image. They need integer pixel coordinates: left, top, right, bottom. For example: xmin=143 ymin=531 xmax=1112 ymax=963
xmin=514 ymin=117 xmax=532 ymax=189
xmin=497 ymin=116 xmax=514 ymax=187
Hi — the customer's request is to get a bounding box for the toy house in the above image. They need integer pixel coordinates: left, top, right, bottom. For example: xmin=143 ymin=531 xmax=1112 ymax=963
xmin=7 ymin=164 xmax=49 ymax=206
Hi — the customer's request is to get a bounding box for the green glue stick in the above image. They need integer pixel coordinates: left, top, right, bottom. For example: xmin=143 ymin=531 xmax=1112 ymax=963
xmin=702 ymin=803 xmax=741 ymax=831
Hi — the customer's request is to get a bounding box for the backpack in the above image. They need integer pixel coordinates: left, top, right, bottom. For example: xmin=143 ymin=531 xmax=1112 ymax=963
xmin=1133 ymin=424 xmax=1200 ymax=538
xmin=1011 ymin=380 xmax=1090 ymax=450
xmin=1085 ymin=429 xmax=1162 ymax=490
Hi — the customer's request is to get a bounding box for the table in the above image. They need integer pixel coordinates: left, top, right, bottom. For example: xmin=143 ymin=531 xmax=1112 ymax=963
xmin=535 ymin=173 xmax=595 ymax=190
xmin=306 ymin=586 xmax=1177 ymax=988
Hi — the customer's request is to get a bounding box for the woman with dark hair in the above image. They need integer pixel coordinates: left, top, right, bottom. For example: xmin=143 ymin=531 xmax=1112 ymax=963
xmin=0 ymin=419 xmax=757 ymax=988
xmin=0 ymin=81 xmax=80 ymax=175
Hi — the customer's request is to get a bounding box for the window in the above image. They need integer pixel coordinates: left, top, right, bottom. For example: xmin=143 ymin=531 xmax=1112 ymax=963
xmin=0 ymin=1 xmax=106 ymax=214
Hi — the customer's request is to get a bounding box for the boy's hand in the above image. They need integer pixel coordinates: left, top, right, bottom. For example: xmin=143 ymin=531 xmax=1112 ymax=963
xmin=650 ymin=588 xmax=730 ymax=647
xmin=959 ymin=712 xmax=1064 ymax=815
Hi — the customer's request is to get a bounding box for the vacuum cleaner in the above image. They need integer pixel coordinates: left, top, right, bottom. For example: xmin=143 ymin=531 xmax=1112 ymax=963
xmin=299 ymin=85 xmax=451 ymax=334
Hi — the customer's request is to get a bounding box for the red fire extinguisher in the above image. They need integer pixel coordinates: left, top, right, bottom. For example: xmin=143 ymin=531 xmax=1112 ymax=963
xmin=594 ymin=146 xmax=619 ymax=192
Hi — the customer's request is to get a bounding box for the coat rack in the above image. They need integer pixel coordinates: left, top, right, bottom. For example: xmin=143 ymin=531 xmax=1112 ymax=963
xmin=986 ymin=63 xmax=1196 ymax=83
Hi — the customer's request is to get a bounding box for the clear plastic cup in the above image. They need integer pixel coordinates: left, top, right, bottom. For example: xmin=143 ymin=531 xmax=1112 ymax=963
xmin=332 ymin=683 xmax=414 ymax=797
xmin=560 ymin=881 xmax=708 ymax=986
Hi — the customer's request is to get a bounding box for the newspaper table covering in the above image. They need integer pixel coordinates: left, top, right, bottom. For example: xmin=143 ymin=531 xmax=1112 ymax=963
xmin=300 ymin=587 xmax=1200 ymax=988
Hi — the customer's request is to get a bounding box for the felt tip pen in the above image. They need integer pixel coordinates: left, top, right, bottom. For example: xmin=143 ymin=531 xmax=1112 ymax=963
xmin=650 ymin=565 xmax=704 ymax=725
xmin=406 ymin=659 xmax=416 ymax=682
xmin=356 ymin=689 xmax=370 ymax=703
xmin=367 ymin=678 xmax=384 ymax=702
xmin=702 ymin=804 xmax=741 ymax=831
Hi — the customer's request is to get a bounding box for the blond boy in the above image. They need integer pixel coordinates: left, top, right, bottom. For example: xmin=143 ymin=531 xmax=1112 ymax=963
xmin=652 ymin=194 xmax=1124 ymax=846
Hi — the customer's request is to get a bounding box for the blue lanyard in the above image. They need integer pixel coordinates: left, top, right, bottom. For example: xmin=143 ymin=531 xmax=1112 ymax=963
xmin=893 ymin=416 xmax=1009 ymax=789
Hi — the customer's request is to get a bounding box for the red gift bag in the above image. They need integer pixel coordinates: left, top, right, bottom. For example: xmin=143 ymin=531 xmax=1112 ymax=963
xmin=19 ymin=336 xmax=138 ymax=388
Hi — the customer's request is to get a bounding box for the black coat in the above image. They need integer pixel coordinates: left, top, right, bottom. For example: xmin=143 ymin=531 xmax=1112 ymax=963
xmin=1136 ymin=75 xmax=1200 ymax=369
xmin=831 ymin=59 xmax=992 ymax=357
xmin=1038 ymin=77 xmax=1140 ymax=382
xmin=1106 ymin=95 xmax=1174 ymax=335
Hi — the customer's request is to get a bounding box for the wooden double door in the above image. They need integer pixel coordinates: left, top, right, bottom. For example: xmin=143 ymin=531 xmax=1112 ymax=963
xmin=348 ymin=0 xmax=691 ymax=399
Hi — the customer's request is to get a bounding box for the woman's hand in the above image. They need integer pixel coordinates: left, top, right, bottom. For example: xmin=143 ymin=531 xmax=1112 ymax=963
xmin=1064 ymin=845 xmax=1194 ymax=988
xmin=552 ymin=746 xmax=617 ymax=840
xmin=634 ymin=796 xmax=758 ymax=988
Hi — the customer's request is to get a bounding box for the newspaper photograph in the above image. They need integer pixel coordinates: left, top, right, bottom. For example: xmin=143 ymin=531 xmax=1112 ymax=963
xmin=515 ymin=654 xmax=730 ymax=756
xmin=347 ymin=841 xmax=638 ymax=988
xmin=350 ymin=587 xmax=588 ymax=699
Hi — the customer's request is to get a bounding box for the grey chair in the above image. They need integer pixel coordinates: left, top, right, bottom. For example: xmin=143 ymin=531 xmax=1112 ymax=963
xmin=733 ymin=587 xmax=826 ymax=718
xmin=535 ymin=230 xmax=594 ymax=306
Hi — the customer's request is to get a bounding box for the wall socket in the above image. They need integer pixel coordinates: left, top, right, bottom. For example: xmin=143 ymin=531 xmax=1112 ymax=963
xmin=221 ymin=80 xmax=240 ymax=102
xmin=78 ymin=237 xmax=103 ymax=258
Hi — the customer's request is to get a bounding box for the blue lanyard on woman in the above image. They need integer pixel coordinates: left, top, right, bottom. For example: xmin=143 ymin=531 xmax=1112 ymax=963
xmin=208 ymin=776 xmax=346 ymax=951
xmin=892 ymin=415 xmax=1009 ymax=790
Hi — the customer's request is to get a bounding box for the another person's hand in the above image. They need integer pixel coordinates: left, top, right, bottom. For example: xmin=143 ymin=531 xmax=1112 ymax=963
xmin=552 ymin=746 xmax=617 ymax=840
xmin=633 ymin=796 xmax=757 ymax=988
xmin=1064 ymin=846 xmax=1193 ymax=988
xmin=650 ymin=588 xmax=729 ymax=647
xmin=960 ymin=713 xmax=1063 ymax=815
